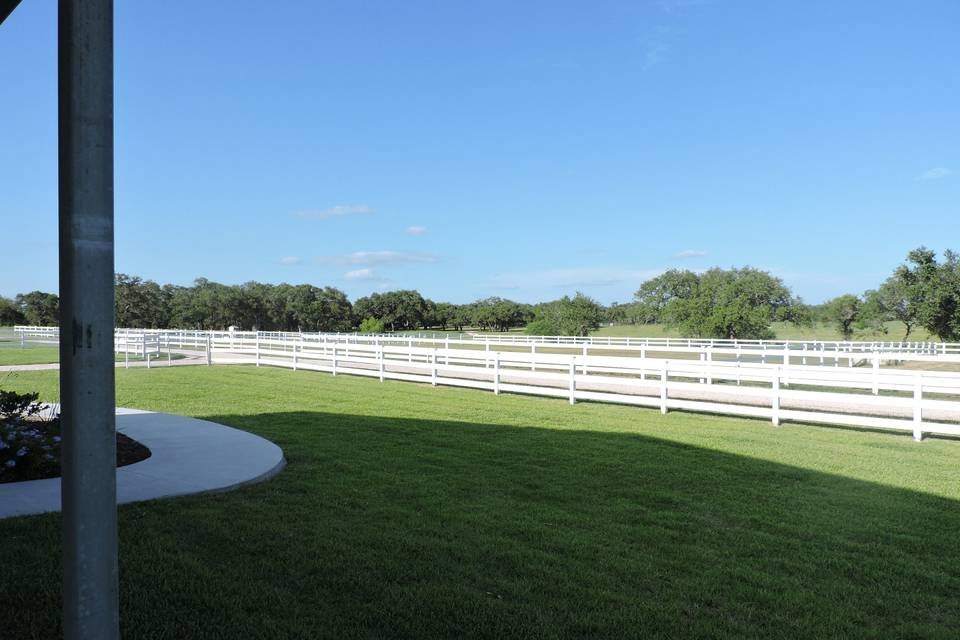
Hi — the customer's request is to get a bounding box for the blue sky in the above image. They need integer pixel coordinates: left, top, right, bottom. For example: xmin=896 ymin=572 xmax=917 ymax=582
xmin=1 ymin=1 xmax=958 ymax=305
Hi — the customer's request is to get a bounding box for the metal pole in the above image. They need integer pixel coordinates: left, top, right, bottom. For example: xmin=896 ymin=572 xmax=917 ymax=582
xmin=58 ymin=1 xmax=118 ymax=639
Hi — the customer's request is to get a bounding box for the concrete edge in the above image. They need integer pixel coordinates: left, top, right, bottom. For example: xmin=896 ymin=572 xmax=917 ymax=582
xmin=0 ymin=409 xmax=286 ymax=520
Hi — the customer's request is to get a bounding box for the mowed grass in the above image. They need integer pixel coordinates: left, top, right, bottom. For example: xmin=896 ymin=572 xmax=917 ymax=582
xmin=0 ymin=347 xmax=186 ymax=366
xmin=2 ymin=366 xmax=960 ymax=638
xmin=592 ymin=321 xmax=936 ymax=342
xmin=0 ymin=346 xmax=60 ymax=365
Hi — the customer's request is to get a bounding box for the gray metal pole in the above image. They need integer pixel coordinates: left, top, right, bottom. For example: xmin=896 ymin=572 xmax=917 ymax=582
xmin=58 ymin=1 xmax=119 ymax=639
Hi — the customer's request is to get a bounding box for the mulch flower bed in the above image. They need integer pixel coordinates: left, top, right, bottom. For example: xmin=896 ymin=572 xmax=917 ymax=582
xmin=1 ymin=389 xmax=151 ymax=484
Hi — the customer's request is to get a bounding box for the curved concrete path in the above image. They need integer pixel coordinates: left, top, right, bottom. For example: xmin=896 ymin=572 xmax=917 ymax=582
xmin=0 ymin=408 xmax=285 ymax=519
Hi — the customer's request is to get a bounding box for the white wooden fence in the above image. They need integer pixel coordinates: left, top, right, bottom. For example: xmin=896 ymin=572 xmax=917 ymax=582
xmin=208 ymin=334 xmax=960 ymax=441
xmin=12 ymin=326 xmax=960 ymax=439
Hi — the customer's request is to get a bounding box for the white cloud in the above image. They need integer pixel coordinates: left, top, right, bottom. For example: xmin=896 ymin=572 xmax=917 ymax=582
xmin=294 ymin=204 xmax=374 ymax=220
xmin=316 ymin=250 xmax=440 ymax=266
xmin=917 ymin=167 xmax=952 ymax=181
xmin=279 ymin=256 xmax=302 ymax=265
xmin=406 ymin=225 xmax=427 ymax=236
xmin=344 ymin=268 xmax=376 ymax=281
xmin=674 ymin=249 xmax=708 ymax=258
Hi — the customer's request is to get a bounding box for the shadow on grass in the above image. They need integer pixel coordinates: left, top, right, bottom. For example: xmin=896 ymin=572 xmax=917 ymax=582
xmin=2 ymin=410 xmax=959 ymax=639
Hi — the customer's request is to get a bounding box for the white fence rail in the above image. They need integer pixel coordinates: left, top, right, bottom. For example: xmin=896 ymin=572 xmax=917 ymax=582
xmin=208 ymin=334 xmax=960 ymax=440
xmin=12 ymin=326 xmax=960 ymax=439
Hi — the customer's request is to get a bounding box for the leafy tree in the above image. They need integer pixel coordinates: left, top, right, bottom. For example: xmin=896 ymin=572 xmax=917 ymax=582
xmin=429 ymin=302 xmax=455 ymax=330
xmin=354 ymin=290 xmax=429 ymax=331
xmin=471 ymin=297 xmax=530 ymax=332
xmin=893 ymin=247 xmax=960 ymax=341
xmin=0 ymin=296 xmax=25 ymax=326
xmin=633 ymin=270 xmax=699 ymax=324
xmin=604 ymin=302 xmax=630 ymax=325
xmin=859 ymin=274 xmax=917 ymax=340
xmin=824 ymin=294 xmax=862 ymax=340
xmin=115 ymin=274 xmax=169 ymax=328
xmin=662 ymin=267 xmax=797 ymax=339
xmin=281 ymin=284 xmax=354 ymax=332
xmin=527 ymin=292 xmax=603 ymax=336
xmin=448 ymin=304 xmax=473 ymax=331
xmin=14 ymin=291 xmax=60 ymax=326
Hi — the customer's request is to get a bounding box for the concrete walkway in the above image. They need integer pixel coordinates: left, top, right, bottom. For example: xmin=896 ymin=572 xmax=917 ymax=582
xmin=0 ymin=408 xmax=285 ymax=519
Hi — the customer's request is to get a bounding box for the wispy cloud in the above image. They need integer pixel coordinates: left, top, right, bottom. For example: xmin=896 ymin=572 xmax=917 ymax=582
xmin=279 ymin=256 xmax=302 ymax=265
xmin=294 ymin=204 xmax=374 ymax=220
xmin=674 ymin=249 xmax=708 ymax=258
xmin=489 ymin=267 xmax=662 ymax=291
xmin=343 ymin=268 xmax=394 ymax=289
xmin=917 ymin=167 xmax=952 ymax=181
xmin=316 ymin=250 xmax=440 ymax=266
xmin=406 ymin=225 xmax=427 ymax=236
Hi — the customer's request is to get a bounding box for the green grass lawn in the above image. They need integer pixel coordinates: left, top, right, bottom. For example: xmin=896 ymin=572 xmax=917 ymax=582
xmin=2 ymin=366 xmax=960 ymax=638
xmin=0 ymin=347 xmax=187 ymax=366
xmin=0 ymin=346 xmax=61 ymax=365
xmin=592 ymin=321 xmax=936 ymax=342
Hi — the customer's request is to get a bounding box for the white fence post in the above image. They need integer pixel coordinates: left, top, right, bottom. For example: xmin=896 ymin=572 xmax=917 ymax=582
xmin=913 ymin=374 xmax=923 ymax=442
xmin=485 ymin=340 xmax=491 ymax=369
xmin=872 ymin=352 xmax=880 ymax=395
xmin=379 ymin=346 xmax=384 ymax=382
xmin=493 ymin=352 xmax=500 ymax=395
xmin=531 ymin=342 xmax=536 ymax=371
xmin=332 ymin=345 xmax=338 ymax=376
xmin=206 ymin=334 xmax=212 ymax=366
xmin=255 ymin=334 xmax=261 ymax=367
xmin=640 ymin=347 xmax=646 ymax=381
xmin=445 ymin=337 xmax=450 ymax=365
xmin=706 ymin=347 xmax=713 ymax=385
xmin=772 ymin=366 xmax=781 ymax=426
xmin=660 ymin=361 xmax=669 ymax=415
xmin=582 ymin=345 xmax=588 ymax=375
xmin=432 ymin=348 xmax=438 ymax=386
xmin=293 ymin=341 xmax=298 ymax=371
xmin=783 ymin=345 xmax=790 ymax=387
xmin=569 ymin=358 xmax=576 ymax=405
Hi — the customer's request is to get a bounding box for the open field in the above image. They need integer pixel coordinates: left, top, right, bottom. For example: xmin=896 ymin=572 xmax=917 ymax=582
xmin=2 ymin=366 xmax=960 ymax=638
xmin=591 ymin=321 xmax=937 ymax=343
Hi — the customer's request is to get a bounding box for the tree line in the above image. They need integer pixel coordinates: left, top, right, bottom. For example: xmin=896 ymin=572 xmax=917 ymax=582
xmin=0 ymin=275 xmax=539 ymax=334
xmin=620 ymin=247 xmax=960 ymax=341
xmin=1 ymin=247 xmax=956 ymax=339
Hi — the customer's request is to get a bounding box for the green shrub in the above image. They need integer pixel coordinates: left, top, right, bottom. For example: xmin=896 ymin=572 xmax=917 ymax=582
xmin=358 ymin=317 xmax=386 ymax=333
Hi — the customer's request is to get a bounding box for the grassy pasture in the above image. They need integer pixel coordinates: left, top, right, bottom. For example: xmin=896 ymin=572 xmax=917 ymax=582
xmin=2 ymin=366 xmax=960 ymax=638
xmin=0 ymin=347 xmax=187 ymax=366
xmin=0 ymin=346 xmax=61 ymax=365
